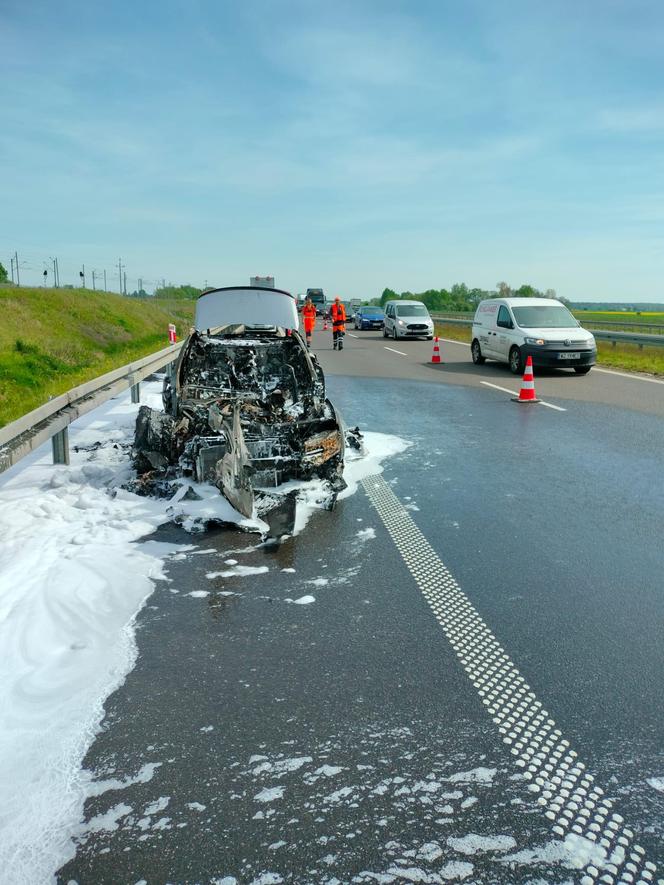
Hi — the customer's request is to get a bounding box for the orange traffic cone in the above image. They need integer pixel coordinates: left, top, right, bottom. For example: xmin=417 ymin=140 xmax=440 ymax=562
xmin=512 ymin=355 xmax=539 ymax=403
xmin=431 ymin=337 xmax=441 ymax=364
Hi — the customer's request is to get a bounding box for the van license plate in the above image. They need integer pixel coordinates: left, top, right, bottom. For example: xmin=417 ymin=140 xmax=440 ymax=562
xmin=559 ymin=352 xmax=580 ymax=360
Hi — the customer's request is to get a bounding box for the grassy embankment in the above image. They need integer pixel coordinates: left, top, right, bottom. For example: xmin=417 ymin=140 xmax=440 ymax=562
xmin=0 ymin=286 xmax=195 ymax=427
xmin=434 ymin=311 xmax=664 ymax=375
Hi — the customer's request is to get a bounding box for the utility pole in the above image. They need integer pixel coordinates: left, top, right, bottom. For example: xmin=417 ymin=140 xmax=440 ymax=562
xmin=9 ymin=256 xmax=14 ymax=283
xmin=52 ymin=258 xmax=58 ymax=287
xmin=103 ymin=269 xmax=107 ymax=291
xmin=118 ymin=258 xmax=124 ymax=294
xmin=55 ymin=257 xmax=60 ymax=287
xmin=14 ymin=251 xmax=20 ymax=286
xmin=138 ymin=277 xmax=143 ymax=294
xmin=123 ymin=271 xmax=127 ymax=295
xmin=79 ymin=264 xmax=85 ymax=288
xmin=92 ymin=270 xmax=96 ymax=290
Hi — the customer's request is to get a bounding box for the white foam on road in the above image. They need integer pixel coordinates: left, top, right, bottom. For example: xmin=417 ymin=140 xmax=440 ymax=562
xmin=0 ymin=381 xmax=409 ymax=885
xmin=206 ymin=564 xmax=270 ymax=579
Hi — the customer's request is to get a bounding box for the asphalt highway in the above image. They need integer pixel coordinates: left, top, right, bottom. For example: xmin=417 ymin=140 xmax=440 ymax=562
xmin=317 ymin=326 xmax=664 ymax=419
xmin=57 ymin=329 xmax=664 ymax=885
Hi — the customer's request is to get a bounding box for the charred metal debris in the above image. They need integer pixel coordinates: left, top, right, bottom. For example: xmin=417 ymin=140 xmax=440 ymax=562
xmin=130 ymin=325 xmax=362 ymax=534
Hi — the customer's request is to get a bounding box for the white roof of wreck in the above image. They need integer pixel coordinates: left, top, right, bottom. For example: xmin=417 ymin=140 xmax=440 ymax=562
xmin=195 ymin=286 xmax=298 ymax=332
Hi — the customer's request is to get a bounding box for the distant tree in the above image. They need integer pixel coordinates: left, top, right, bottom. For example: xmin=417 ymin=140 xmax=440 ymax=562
xmin=0 ymin=261 xmax=8 ymax=283
xmin=514 ymin=284 xmax=541 ymax=298
xmin=544 ymin=288 xmax=557 ymax=300
xmin=376 ymin=281 xmax=558 ymax=312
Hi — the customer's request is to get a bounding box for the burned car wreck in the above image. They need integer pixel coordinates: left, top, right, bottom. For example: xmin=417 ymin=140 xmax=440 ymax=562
xmin=132 ymin=286 xmax=351 ymax=534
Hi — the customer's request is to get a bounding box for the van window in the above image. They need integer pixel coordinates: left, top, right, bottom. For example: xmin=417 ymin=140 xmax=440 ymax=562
xmin=497 ymin=306 xmax=513 ymax=328
xmin=395 ymin=304 xmax=429 ymax=318
xmin=512 ymin=304 xmax=577 ymax=328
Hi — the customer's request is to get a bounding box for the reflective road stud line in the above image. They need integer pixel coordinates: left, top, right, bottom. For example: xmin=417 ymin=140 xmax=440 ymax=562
xmin=362 ymin=474 xmax=660 ymax=884
xmin=431 ymin=337 xmax=441 ymax=364
xmin=513 ymin=355 xmax=539 ymax=403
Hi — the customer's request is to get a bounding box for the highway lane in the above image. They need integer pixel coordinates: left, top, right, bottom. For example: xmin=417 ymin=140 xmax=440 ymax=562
xmin=57 ymin=345 xmax=664 ymax=883
xmin=313 ymin=325 xmax=664 ymax=419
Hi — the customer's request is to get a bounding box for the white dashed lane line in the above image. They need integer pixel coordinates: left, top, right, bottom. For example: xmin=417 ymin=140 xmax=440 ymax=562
xmin=363 ymin=474 xmax=661 ymax=885
xmin=480 ymin=380 xmax=567 ymax=412
xmin=593 ymin=366 xmax=664 ymax=385
xmin=348 ymin=333 xmax=359 ymax=338
xmin=384 ymin=346 xmax=408 ymax=356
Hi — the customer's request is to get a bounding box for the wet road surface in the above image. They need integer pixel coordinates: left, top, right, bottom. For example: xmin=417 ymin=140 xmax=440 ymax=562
xmin=57 ymin=374 xmax=664 ymax=884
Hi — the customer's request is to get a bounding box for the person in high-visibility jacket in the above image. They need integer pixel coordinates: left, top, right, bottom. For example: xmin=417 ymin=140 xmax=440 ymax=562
xmin=302 ymin=298 xmax=317 ymax=348
xmin=330 ymin=297 xmax=346 ymax=350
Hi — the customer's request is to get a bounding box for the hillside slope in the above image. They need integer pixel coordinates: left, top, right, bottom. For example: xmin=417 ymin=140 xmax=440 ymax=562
xmin=0 ymin=287 xmax=194 ymax=427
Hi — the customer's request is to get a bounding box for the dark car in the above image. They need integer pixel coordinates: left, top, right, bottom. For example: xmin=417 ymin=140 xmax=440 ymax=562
xmin=354 ymin=306 xmax=385 ymax=330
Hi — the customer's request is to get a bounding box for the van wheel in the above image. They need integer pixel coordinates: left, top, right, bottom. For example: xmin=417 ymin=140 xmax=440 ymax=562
xmin=392 ymin=327 xmax=398 ymax=340
xmin=509 ymin=346 xmax=523 ymax=375
xmin=471 ymin=340 xmax=485 ymax=365
xmin=383 ymin=326 xmax=388 ymax=338
xmin=574 ymin=366 xmax=591 ymax=375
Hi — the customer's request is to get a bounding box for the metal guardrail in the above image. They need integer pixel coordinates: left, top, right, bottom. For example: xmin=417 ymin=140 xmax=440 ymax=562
xmin=591 ymin=329 xmax=664 ymax=348
xmin=430 ymin=315 xmax=664 ymax=349
xmin=572 ymin=319 xmax=664 ymax=333
xmin=430 ymin=312 xmax=664 ymax=333
xmin=0 ymin=342 xmax=183 ymax=474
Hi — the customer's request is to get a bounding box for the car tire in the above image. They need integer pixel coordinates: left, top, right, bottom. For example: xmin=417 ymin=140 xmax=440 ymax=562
xmin=383 ymin=326 xmax=388 ymax=338
xmin=392 ymin=327 xmax=398 ymax=340
xmin=471 ymin=339 xmax=485 ymax=365
xmin=509 ymin=346 xmax=523 ymax=375
xmin=574 ymin=366 xmax=591 ymax=375
xmin=427 ymin=335 xmax=433 ymax=341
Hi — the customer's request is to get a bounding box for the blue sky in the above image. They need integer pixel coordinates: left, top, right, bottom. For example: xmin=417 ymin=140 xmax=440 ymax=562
xmin=2 ymin=0 xmax=664 ymax=300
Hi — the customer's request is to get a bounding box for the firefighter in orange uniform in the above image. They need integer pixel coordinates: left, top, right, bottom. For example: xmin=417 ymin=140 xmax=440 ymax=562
xmin=302 ymin=298 xmax=317 ymax=348
xmin=330 ymin=296 xmax=346 ymax=350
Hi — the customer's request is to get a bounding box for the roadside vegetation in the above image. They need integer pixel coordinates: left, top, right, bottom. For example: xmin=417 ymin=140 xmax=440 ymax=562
xmin=0 ymin=286 xmax=194 ymax=427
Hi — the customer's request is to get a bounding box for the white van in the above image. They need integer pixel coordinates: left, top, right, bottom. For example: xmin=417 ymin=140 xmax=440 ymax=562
xmin=383 ymin=300 xmax=434 ymax=340
xmin=471 ymin=298 xmax=596 ymax=375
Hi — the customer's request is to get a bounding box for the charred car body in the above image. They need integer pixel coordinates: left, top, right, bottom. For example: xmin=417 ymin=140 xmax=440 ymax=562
xmin=133 ymin=287 xmax=348 ymax=531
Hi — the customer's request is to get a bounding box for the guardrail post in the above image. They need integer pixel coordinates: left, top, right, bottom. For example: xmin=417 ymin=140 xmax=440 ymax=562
xmin=131 ymin=382 xmax=140 ymax=403
xmin=52 ymin=428 xmax=70 ymax=465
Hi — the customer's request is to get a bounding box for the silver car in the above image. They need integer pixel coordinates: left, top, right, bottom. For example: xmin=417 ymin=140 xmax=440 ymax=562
xmin=383 ymin=300 xmax=434 ymax=340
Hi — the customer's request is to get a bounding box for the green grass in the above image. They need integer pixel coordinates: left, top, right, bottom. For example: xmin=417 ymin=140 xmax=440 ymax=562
xmin=0 ymin=287 xmax=194 ymax=427
xmin=433 ymin=322 xmax=664 ymax=376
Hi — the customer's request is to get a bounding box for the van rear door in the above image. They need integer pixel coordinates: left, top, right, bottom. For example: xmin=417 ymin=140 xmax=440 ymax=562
xmin=475 ymin=302 xmax=499 ymax=357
